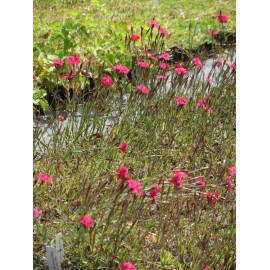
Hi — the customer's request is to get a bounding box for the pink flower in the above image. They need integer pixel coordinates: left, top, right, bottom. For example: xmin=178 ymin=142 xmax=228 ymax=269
xmin=156 ymin=75 xmax=168 ymax=81
xmin=137 ymin=85 xmax=149 ymax=94
xmin=59 ymin=116 xmax=68 ymax=122
xmin=67 ymin=55 xmax=80 ymax=65
xmin=79 ymin=216 xmax=95 ymax=229
xmin=215 ymin=61 xmax=221 ymax=67
xmin=197 ymin=99 xmax=212 ymax=112
xmin=197 ymin=177 xmax=205 ymax=187
xmin=121 ymin=262 xmax=136 ymax=270
xmin=230 ymin=64 xmax=236 ymax=70
xmin=171 ymin=171 xmax=189 ymax=188
xmin=218 ymin=14 xmax=228 ymax=23
xmin=212 ymin=190 xmax=220 ymax=205
xmin=160 ymin=27 xmax=169 ymax=36
xmin=229 ymin=166 xmax=236 ymax=176
xmin=227 ymin=176 xmax=233 ymax=192
xmin=207 ymin=192 xmax=212 ymax=204
xmin=175 ymin=97 xmax=188 ymax=106
xmin=38 ymin=173 xmax=52 ymax=183
xmin=209 ymin=30 xmax=218 ymax=36
xmin=222 ymin=57 xmax=229 ymax=62
xmin=159 ymin=63 xmax=170 ymax=70
xmin=149 ymin=20 xmax=159 ymax=28
xmin=158 ymin=53 xmax=170 ymax=61
xmin=206 ymin=78 xmax=214 ymax=83
xmin=149 ymin=183 xmax=162 ymax=204
xmin=63 ymin=73 xmax=74 ymax=80
xmin=114 ymin=65 xmax=130 ymax=75
xmin=138 ymin=61 xmax=150 ymax=68
xmin=174 ymin=66 xmax=187 ymax=75
xmin=33 ymin=208 xmax=40 ymax=219
xmin=52 ymin=58 xmax=64 ymax=67
xmin=117 ymin=166 xmax=129 ymax=180
xmin=204 ymin=268 xmax=211 ymax=270
xmin=127 ymin=179 xmax=142 ymax=196
xmin=148 ymin=54 xmax=157 ymax=61
xmin=193 ymin=57 xmax=202 ymax=69
xmin=130 ymin=34 xmax=140 ymax=41
xmin=120 ymin=142 xmax=128 ymax=154
xmin=101 ymin=76 xmax=114 ymax=87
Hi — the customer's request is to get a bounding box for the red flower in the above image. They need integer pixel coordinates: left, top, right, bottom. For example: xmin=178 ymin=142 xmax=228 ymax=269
xmin=207 ymin=192 xmax=212 ymax=204
xmin=52 ymin=58 xmax=64 ymax=67
xmin=160 ymin=27 xmax=169 ymax=36
xmin=117 ymin=166 xmax=129 ymax=180
xmin=59 ymin=116 xmax=68 ymax=122
xmin=149 ymin=20 xmax=159 ymax=28
xmin=38 ymin=173 xmax=52 ymax=183
xmin=215 ymin=61 xmax=221 ymax=67
xmin=171 ymin=171 xmax=188 ymax=188
xmin=175 ymin=97 xmax=188 ymax=106
xmin=204 ymin=268 xmax=211 ymax=270
xmin=130 ymin=34 xmax=140 ymax=41
xmin=63 ymin=73 xmax=74 ymax=80
xmin=209 ymin=30 xmax=218 ymax=36
xmin=218 ymin=14 xmax=228 ymax=23
xmin=138 ymin=61 xmax=150 ymax=68
xmin=121 ymin=262 xmax=136 ymax=270
xmin=159 ymin=63 xmax=170 ymax=71
xmin=174 ymin=65 xmax=187 ymax=75
xmin=206 ymin=78 xmax=214 ymax=83
xmin=229 ymin=166 xmax=236 ymax=176
xmin=79 ymin=216 xmax=95 ymax=229
xmin=67 ymin=55 xmax=80 ymax=65
xmin=113 ymin=65 xmax=130 ymax=75
xmin=149 ymin=183 xmax=162 ymax=204
xmin=156 ymin=75 xmax=168 ymax=81
xmin=101 ymin=76 xmax=114 ymax=87
xmin=148 ymin=54 xmax=157 ymax=61
xmin=193 ymin=57 xmax=202 ymax=69
xmin=127 ymin=179 xmax=142 ymax=196
xmin=33 ymin=208 xmax=40 ymax=219
xmin=137 ymin=85 xmax=149 ymax=94
xmin=158 ymin=53 xmax=170 ymax=61
xmin=120 ymin=142 xmax=128 ymax=154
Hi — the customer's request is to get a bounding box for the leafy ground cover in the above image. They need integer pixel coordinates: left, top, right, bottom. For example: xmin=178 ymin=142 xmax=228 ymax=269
xmin=33 ymin=1 xmax=236 ymax=269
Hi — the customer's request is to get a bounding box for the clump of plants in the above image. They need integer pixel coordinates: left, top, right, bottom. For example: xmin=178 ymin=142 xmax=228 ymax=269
xmin=34 ymin=13 xmax=236 ymax=270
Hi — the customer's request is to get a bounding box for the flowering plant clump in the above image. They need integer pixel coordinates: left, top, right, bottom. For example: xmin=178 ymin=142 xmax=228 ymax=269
xmin=101 ymin=76 xmax=114 ymax=87
xmin=79 ymin=216 xmax=95 ymax=229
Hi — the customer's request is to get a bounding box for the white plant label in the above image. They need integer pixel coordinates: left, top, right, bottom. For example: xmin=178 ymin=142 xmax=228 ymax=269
xmin=56 ymin=233 xmax=64 ymax=264
xmin=46 ymin=246 xmax=60 ymax=270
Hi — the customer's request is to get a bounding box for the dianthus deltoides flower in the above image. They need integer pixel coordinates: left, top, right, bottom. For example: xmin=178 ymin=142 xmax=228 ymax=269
xmin=218 ymin=14 xmax=228 ymax=23
xmin=113 ymin=65 xmax=130 ymax=74
xmin=33 ymin=208 xmax=40 ymax=219
xmin=52 ymin=58 xmax=64 ymax=67
xmin=171 ymin=171 xmax=189 ymax=188
xmin=127 ymin=179 xmax=142 ymax=196
xmin=138 ymin=61 xmax=150 ymax=68
xmin=121 ymin=262 xmax=136 ymax=270
xmin=67 ymin=55 xmax=80 ymax=65
xmin=149 ymin=19 xmax=159 ymax=28
xmin=120 ymin=142 xmax=128 ymax=154
xmin=175 ymin=97 xmax=188 ymax=106
xmin=149 ymin=183 xmax=162 ymax=204
xmin=137 ymin=85 xmax=149 ymax=94
xmin=193 ymin=57 xmax=202 ymax=69
xmin=101 ymin=76 xmax=114 ymax=87
xmin=130 ymin=34 xmax=140 ymax=41
xmin=117 ymin=166 xmax=129 ymax=180
xmin=38 ymin=173 xmax=52 ymax=183
xmin=209 ymin=30 xmax=218 ymax=36
xmin=79 ymin=216 xmax=95 ymax=229
xmin=174 ymin=65 xmax=187 ymax=75
xmin=158 ymin=53 xmax=170 ymax=61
